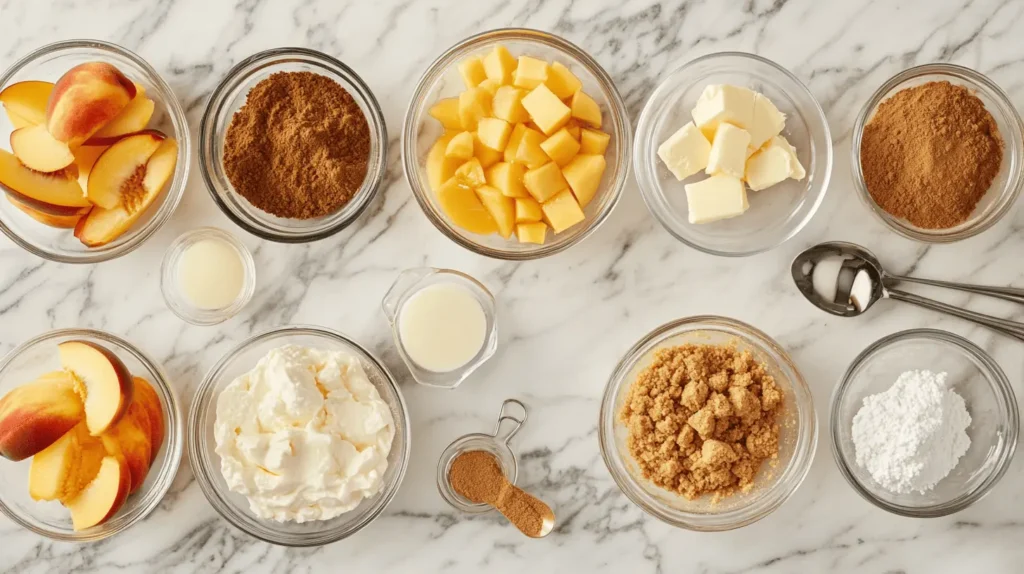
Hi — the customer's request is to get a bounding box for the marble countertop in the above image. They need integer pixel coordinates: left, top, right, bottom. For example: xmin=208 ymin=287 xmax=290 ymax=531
xmin=3 ymin=0 xmax=1024 ymax=572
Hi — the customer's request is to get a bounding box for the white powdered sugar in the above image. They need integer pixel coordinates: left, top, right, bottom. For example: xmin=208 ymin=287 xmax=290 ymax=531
xmin=851 ymin=370 xmax=971 ymax=494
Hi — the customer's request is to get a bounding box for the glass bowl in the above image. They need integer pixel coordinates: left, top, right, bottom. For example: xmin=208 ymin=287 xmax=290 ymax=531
xmin=851 ymin=64 xmax=1023 ymax=242
xmin=599 ymin=316 xmax=817 ymax=531
xmin=831 ymin=329 xmax=1018 ymax=517
xmin=188 ymin=325 xmax=410 ymax=546
xmin=402 ymin=28 xmax=631 ymax=260
xmin=633 ymin=52 xmax=832 ymax=257
xmin=0 ymin=329 xmax=183 ymax=542
xmin=0 ymin=40 xmax=190 ymax=263
xmin=160 ymin=227 xmax=255 ymax=326
xmin=199 ymin=48 xmax=387 ymax=243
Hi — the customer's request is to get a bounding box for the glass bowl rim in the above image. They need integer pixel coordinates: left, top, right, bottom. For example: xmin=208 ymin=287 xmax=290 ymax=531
xmin=829 ymin=328 xmax=1019 ymax=517
xmin=632 ymin=50 xmax=833 ymax=257
xmin=598 ymin=315 xmax=818 ymax=531
xmin=0 ymin=327 xmax=183 ymax=541
xmin=187 ymin=324 xmax=411 ymax=546
xmin=850 ymin=63 xmax=1024 ymax=243
xmin=400 ymin=27 xmax=632 ymax=261
xmin=199 ymin=47 xmax=388 ymax=244
xmin=0 ymin=39 xmax=191 ymax=264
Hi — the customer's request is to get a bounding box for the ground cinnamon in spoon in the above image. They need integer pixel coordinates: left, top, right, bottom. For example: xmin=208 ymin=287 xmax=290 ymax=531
xmin=860 ymin=80 xmax=1003 ymax=229
xmin=449 ymin=450 xmax=553 ymax=537
xmin=222 ymin=71 xmax=370 ymax=219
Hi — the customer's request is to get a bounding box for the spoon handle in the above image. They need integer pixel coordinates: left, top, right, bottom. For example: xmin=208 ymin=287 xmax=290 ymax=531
xmin=888 ymin=289 xmax=1024 ymax=342
xmin=888 ymin=275 xmax=1024 ymax=306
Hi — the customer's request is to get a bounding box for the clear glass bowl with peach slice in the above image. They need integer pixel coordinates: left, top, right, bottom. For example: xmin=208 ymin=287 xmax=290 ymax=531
xmin=0 ymin=40 xmax=189 ymax=263
xmin=0 ymin=329 xmax=182 ymax=541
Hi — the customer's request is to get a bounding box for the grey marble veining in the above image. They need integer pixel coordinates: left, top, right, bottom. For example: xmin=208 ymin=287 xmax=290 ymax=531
xmin=2 ymin=0 xmax=1024 ymax=572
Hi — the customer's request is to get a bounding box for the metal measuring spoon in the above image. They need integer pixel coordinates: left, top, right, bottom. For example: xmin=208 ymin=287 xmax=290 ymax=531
xmin=792 ymin=241 xmax=1024 ymax=342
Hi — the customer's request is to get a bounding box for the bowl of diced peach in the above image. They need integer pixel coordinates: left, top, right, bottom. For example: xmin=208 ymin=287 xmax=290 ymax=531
xmin=402 ymin=29 xmax=631 ymax=259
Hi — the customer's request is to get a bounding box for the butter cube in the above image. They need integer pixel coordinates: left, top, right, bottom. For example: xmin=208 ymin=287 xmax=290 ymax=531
xmin=514 ymin=127 xmax=548 ymax=168
xmin=515 ymin=197 xmax=543 ymax=222
xmin=705 ymin=122 xmax=750 ymax=179
xmin=747 ymin=93 xmax=786 ymax=151
xmin=561 ymin=154 xmax=606 ymax=208
xmin=516 ymin=222 xmax=547 ymax=244
xmin=540 ymin=128 xmax=581 ymax=167
xmin=458 ymin=87 xmax=492 ymax=131
xmin=445 ymin=131 xmax=475 ymax=160
xmin=514 ymin=56 xmax=548 ymax=89
xmin=458 ymin=57 xmax=488 ymax=89
xmin=580 ymin=128 xmax=611 ymax=155
xmin=474 ymin=134 xmax=503 ymax=168
xmin=521 ymin=84 xmax=571 ymax=135
xmin=429 ymin=98 xmax=462 ymax=131
xmin=746 ymin=135 xmax=805 ymax=191
xmin=483 ymin=45 xmax=517 ymax=85
xmin=570 ymin=91 xmax=602 ymax=128
xmin=486 ymin=162 xmax=528 ymax=198
xmin=504 ymin=123 xmax=528 ymax=163
xmin=684 ymin=174 xmax=749 ymax=224
xmin=657 ymin=122 xmax=710 ymax=181
xmin=545 ymin=62 xmax=582 ymax=99
xmin=691 ymin=84 xmax=755 ymax=140
xmin=477 ymin=117 xmax=512 ymax=151
xmin=523 ymin=162 xmax=569 ymax=202
xmin=541 ymin=189 xmax=586 ymax=233
xmin=475 ymin=185 xmax=516 ymax=238
xmin=454 ymin=158 xmax=486 ymax=188
xmin=492 ymin=86 xmax=531 ymax=123
xmin=477 ymin=78 xmax=501 ymax=97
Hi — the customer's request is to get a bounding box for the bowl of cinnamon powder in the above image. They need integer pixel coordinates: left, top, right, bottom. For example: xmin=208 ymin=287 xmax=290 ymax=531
xmin=200 ymin=48 xmax=387 ymax=243
xmin=852 ymin=63 xmax=1023 ymax=243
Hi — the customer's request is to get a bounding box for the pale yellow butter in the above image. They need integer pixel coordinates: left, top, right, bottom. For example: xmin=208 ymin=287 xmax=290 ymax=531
xmin=684 ymin=173 xmax=749 ymax=224
xmin=657 ymin=122 xmax=711 ymax=180
xmin=691 ymin=85 xmax=755 ymax=140
xmin=747 ymin=93 xmax=786 ymax=152
xmin=705 ymin=122 xmax=750 ymax=179
xmin=745 ymin=135 xmax=805 ymax=191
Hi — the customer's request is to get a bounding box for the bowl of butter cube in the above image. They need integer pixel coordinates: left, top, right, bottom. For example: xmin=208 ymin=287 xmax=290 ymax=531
xmin=633 ymin=52 xmax=832 ymax=257
xmin=402 ymin=28 xmax=631 ymax=260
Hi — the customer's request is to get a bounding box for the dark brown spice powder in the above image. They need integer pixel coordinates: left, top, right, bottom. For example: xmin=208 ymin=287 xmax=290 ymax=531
xmin=222 ymin=71 xmax=371 ymax=219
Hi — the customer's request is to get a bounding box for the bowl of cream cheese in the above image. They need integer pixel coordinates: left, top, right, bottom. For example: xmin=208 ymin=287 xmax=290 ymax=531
xmin=188 ymin=325 xmax=410 ymax=546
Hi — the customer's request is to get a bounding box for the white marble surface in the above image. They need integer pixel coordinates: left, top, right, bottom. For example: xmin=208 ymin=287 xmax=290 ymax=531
xmin=2 ymin=0 xmax=1024 ymax=572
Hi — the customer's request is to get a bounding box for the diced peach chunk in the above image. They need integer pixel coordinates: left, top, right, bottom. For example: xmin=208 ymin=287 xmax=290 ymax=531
xmin=492 ymin=86 xmax=530 ymax=124
xmin=436 ymin=177 xmax=498 ymax=235
xmin=523 ymin=162 xmax=569 ymax=203
xmin=579 ymin=129 xmax=611 ymax=155
xmin=429 ymin=98 xmax=462 ymax=131
xmin=570 ymin=91 xmax=602 ymax=128
xmin=445 ymin=131 xmax=475 ymax=160
xmin=475 ymin=185 xmax=516 ymax=238
xmin=516 ymin=222 xmax=547 ymax=244
xmin=504 ymin=123 xmax=528 ymax=163
xmin=514 ymin=127 xmax=548 ymax=168
xmin=561 ymin=153 xmax=606 ymax=208
xmin=458 ymin=87 xmax=492 ymax=131
xmin=541 ymin=189 xmax=586 ymax=233
xmin=477 ymin=117 xmax=512 ymax=151
xmin=545 ymin=62 xmax=583 ymax=100
xmin=486 ymin=162 xmax=528 ymax=198
xmin=515 ymin=197 xmax=543 ymax=223
xmin=458 ymin=56 xmax=488 ymax=89
xmin=522 ymin=84 xmax=571 ymax=135
xmin=513 ymin=56 xmax=548 ymax=90
xmin=454 ymin=157 xmax=487 ymax=188
xmin=483 ymin=45 xmax=517 ymax=85
xmin=540 ymin=128 xmax=581 ymax=167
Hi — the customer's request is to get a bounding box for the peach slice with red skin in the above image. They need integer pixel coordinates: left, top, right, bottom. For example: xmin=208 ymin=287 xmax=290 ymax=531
xmin=10 ymin=125 xmax=76 ymax=172
xmin=65 ymin=454 xmax=131 ymax=531
xmin=57 ymin=340 xmax=134 ymax=435
xmin=76 ymin=137 xmax=177 ymax=247
xmin=47 ymin=63 xmax=136 ymax=148
xmin=0 ymin=149 xmax=89 ymax=211
xmin=0 ymin=370 xmax=84 ymax=461
xmin=100 ymin=401 xmax=151 ymax=493
xmin=28 ymin=422 xmax=106 ymax=502
xmin=132 ymin=377 xmax=164 ymax=463
xmin=7 ymin=195 xmax=89 ymax=228
xmin=0 ymin=80 xmax=53 ymax=127
xmin=86 ymin=84 xmax=154 ymax=145
xmin=86 ymin=130 xmax=164 ymax=209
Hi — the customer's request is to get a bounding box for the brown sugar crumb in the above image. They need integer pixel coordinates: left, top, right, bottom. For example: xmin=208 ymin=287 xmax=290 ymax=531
xmin=619 ymin=343 xmax=784 ymax=501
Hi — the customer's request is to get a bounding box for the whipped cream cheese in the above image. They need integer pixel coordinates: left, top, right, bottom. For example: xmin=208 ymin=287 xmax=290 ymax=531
xmin=214 ymin=345 xmax=394 ymax=523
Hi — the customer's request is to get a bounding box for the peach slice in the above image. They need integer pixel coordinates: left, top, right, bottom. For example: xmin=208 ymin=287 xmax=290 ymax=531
xmin=72 ymin=144 xmax=108 ymax=191
xmin=7 ymin=109 xmax=35 ymax=129
xmin=57 ymin=341 xmax=134 ymax=435
xmin=6 ymin=195 xmax=89 ymax=228
xmin=0 ymin=371 xmax=84 ymax=461
xmin=132 ymin=377 xmax=164 ymax=463
xmin=100 ymin=401 xmax=152 ymax=494
xmin=0 ymin=80 xmax=53 ymax=126
xmin=65 ymin=454 xmax=131 ymax=531
xmin=86 ymin=85 xmax=154 ymax=145
xmin=47 ymin=63 xmax=136 ymax=148
xmin=10 ymin=125 xmax=75 ymax=173
xmin=28 ymin=422 xmax=105 ymax=502
xmin=86 ymin=130 xmax=164 ymax=209
xmin=0 ymin=149 xmax=89 ymax=210
xmin=76 ymin=137 xmax=177 ymax=247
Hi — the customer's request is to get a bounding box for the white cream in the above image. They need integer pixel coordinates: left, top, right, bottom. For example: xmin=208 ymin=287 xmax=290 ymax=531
xmin=214 ymin=345 xmax=394 ymax=523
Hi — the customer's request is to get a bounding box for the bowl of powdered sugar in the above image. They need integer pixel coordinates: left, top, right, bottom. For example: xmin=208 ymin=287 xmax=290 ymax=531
xmin=831 ymin=329 xmax=1018 ymax=517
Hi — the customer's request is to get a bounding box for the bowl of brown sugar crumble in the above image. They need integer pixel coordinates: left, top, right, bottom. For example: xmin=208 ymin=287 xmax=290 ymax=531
xmin=598 ymin=316 xmax=817 ymax=531
xmin=200 ymin=48 xmax=387 ymax=243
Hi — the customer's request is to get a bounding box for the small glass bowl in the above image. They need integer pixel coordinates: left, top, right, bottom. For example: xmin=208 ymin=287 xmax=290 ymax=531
xmin=402 ymin=28 xmax=631 ymax=260
xmin=0 ymin=329 xmax=183 ymax=542
xmin=436 ymin=399 xmax=526 ymax=513
xmin=599 ymin=316 xmax=817 ymax=531
xmin=851 ymin=64 xmax=1024 ymax=242
xmin=381 ymin=267 xmax=498 ymax=389
xmin=188 ymin=325 xmax=410 ymax=546
xmin=831 ymin=329 xmax=1018 ymax=517
xmin=199 ymin=48 xmax=387 ymax=243
xmin=160 ymin=227 xmax=256 ymax=326
xmin=0 ymin=40 xmax=190 ymax=263
xmin=634 ymin=52 xmax=832 ymax=257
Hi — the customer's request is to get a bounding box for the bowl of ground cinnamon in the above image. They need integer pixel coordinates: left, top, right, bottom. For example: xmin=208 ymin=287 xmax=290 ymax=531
xmin=598 ymin=316 xmax=818 ymax=531
xmin=200 ymin=48 xmax=387 ymax=243
xmin=853 ymin=64 xmax=1023 ymax=243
